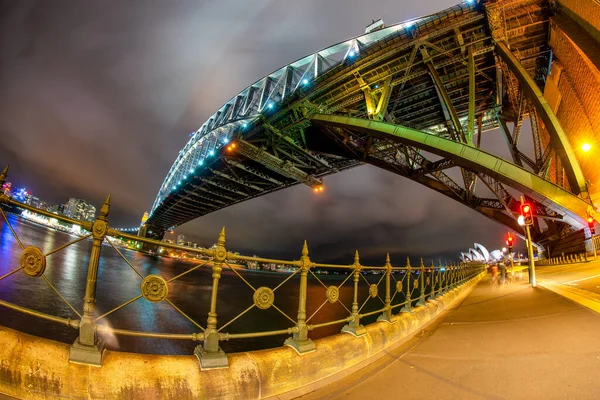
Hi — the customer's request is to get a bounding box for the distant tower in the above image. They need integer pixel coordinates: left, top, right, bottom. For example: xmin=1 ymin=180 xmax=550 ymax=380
xmin=141 ymin=211 xmax=149 ymax=225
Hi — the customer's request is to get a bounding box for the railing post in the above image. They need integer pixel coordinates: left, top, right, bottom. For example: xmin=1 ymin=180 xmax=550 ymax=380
xmin=285 ymin=241 xmax=316 ymax=353
xmin=377 ymin=253 xmax=393 ymax=323
xmin=428 ymin=261 xmax=436 ymax=301
xmin=400 ymin=257 xmax=412 ymax=313
xmin=195 ymin=227 xmax=228 ymax=369
xmin=437 ymin=261 xmax=444 ymax=297
xmin=416 ymin=258 xmax=426 ymax=306
xmin=342 ymin=251 xmax=366 ymax=336
xmin=69 ymin=194 xmax=110 ymax=366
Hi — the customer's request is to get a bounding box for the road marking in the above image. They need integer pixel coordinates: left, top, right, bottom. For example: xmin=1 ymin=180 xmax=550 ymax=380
xmin=562 ymin=272 xmax=600 ymax=285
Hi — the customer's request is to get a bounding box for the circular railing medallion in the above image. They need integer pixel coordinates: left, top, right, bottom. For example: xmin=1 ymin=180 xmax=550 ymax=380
xmin=253 ymin=287 xmax=275 ymax=310
xmin=326 ymin=286 xmax=339 ymax=303
xmin=20 ymin=246 xmax=46 ymax=277
xmin=369 ymin=284 xmax=378 ymax=298
xmin=414 ymin=279 xmax=419 ymax=289
xmin=396 ymin=281 xmax=403 ymax=292
xmin=426 ymin=276 xmax=431 ymax=286
xmin=141 ymin=274 xmax=168 ymax=302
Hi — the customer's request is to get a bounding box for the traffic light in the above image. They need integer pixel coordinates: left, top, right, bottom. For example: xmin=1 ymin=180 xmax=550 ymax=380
xmin=520 ymin=203 xmax=534 ymax=225
xmin=587 ymin=211 xmax=595 ymax=235
xmin=506 ymin=234 xmax=514 ymax=252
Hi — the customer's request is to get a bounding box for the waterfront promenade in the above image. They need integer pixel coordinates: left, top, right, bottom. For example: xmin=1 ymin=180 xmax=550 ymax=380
xmin=301 ymin=271 xmax=600 ymax=399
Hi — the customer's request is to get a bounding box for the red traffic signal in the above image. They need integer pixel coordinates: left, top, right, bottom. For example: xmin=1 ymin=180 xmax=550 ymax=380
xmin=520 ymin=202 xmax=534 ymax=225
xmin=506 ymin=233 xmax=514 ymax=251
xmin=587 ymin=212 xmax=595 ymax=235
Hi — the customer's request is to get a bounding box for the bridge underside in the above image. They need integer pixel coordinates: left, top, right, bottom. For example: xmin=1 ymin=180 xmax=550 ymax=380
xmin=146 ymin=0 xmax=600 ymax=251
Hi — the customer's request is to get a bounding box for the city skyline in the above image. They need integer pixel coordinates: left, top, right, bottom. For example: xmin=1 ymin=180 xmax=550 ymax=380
xmin=0 ymin=0 xmax=514 ymax=263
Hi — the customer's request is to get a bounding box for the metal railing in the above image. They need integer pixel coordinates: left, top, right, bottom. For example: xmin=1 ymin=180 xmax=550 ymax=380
xmin=0 ymin=165 xmax=484 ymax=369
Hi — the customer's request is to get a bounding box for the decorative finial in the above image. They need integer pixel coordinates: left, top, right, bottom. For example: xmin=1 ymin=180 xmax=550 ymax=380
xmin=0 ymin=165 xmax=8 ymax=186
xmin=354 ymin=250 xmax=360 ymax=265
xmin=420 ymin=258 xmax=425 ymax=269
xmin=385 ymin=253 xmax=390 ymax=264
xmin=98 ymin=193 xmax=111 ymax=220
xmin=406 ymin=256 xmax=411 ymax=268
xmin=301 ymin=240 xmax=309 ymax=258
xmin=217 ymin=227 xmax=226 ymax=247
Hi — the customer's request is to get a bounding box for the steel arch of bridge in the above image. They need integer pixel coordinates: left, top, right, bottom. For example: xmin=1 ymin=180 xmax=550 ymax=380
xmin=146 ymin=0 xmax=596 ymax=247
xmin=311 ymin=114 xmax=591 ymax=230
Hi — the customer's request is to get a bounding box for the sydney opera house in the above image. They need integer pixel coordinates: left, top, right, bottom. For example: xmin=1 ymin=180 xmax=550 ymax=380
xmin=460 ymin=243 xmax=509 ymax=263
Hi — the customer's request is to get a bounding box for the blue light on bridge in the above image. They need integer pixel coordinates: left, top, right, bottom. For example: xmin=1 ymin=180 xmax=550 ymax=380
xmin=267 ymin=102 xmax=274 ymax=110
xmin=189 ymin=168 xmax=194 ymax=173
xmin=302 ymin=78 xmax=309 ymax=85
xmin=209 ymin=150 xmax=215 ymax=156
xmin=223 ymin=138 xmax=229 ymax=144
xmin=178 ymin=181 xmax=181 ymax=185
xmin=198 ymin=160 xmax=203 ymax=165
xmin=183 ymin=175 xmax=187 ymax=179
xmin=243 ymin=123 xmax=248 ymax=128
xmin=348 ymin=50 xmax=356 ymax=57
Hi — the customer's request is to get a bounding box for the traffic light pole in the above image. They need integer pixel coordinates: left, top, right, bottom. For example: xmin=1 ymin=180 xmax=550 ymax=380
xmin=524 ymin=224 xmax=536 ymax=287
xmin=521 ymin=195 xmax=536 ymax=288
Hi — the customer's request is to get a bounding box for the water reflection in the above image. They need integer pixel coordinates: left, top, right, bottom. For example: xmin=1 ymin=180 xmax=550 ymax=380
xmin=0 ymin=215 xmax=408 ymax=355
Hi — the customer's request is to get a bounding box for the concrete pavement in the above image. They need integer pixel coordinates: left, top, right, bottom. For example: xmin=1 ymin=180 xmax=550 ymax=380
xmin=299 ymin=276 xmax=600 ymax=399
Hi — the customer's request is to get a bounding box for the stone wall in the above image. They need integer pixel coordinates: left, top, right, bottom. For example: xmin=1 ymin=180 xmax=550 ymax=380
xmin=0 ymin=272 xmax=484 ymax=400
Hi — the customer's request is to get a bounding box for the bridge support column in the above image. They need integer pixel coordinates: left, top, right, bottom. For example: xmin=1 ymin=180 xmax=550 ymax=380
xmin=342 ymin=251 xmax=366 ymax=336
xmin=284 ymin=241 xmax=316 ymax=353
xmin=69 ymin=194 xmax=111 ymax=366
xmin=195 ymin=228 xmax=228 ymax=370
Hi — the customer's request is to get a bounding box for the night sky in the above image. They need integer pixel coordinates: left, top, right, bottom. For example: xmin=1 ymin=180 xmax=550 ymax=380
xmin=0 ymin=0 xmax=530 ymax=264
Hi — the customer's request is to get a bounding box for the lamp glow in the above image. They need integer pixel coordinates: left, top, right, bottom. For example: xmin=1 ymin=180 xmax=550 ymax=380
xmin=582 ymin=143 xmax=592 ymax=152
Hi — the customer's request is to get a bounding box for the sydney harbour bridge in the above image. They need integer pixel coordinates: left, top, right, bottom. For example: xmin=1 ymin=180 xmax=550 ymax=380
xmin=3 ymin=0 xmax=600 ymax=398
xmin=144 ymin=0 xmax=600 ymax=257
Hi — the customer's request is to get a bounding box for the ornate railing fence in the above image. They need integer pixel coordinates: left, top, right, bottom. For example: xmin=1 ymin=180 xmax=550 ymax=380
xmin=0 ymin=166 xmax=483 ymax=369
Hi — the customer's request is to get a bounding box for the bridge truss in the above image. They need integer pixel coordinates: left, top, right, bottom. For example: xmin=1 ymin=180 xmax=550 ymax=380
xmin=146 ymin=0 xmax=595 ymax=248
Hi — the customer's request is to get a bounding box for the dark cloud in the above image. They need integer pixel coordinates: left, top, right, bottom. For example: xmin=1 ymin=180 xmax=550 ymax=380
xmin=0 ymin=0 xmax=523 ymax=264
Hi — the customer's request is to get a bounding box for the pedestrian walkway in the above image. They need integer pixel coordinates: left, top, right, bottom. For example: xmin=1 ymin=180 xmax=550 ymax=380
xmin=299 ymin=275 xmax=600 ymax=399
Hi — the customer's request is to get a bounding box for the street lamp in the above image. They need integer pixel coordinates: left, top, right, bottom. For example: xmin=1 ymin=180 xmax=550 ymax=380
xmin=582 ymin=143 xmax=592 ymax=152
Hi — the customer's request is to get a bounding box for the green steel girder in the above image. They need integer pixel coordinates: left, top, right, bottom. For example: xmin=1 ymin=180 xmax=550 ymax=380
xmin=224 ymin=158 xmax=284 ymax=185
xmin=411 ymin=158 xmax=455 ymax=177
xmin=311 ymin=114 xmax=592 ymax=228
xmin=209 ymin=168 xmax=263 ymax=192
xmin=495 ymin=42 xmax=587 ymax=195
xmin=236 ymin=139 xmax=322 ymax=188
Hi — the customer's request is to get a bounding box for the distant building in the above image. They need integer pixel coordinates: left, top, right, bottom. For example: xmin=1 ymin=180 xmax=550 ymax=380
xmin=2 ymin=182 xmax=11 ymax=196
xmin=177 ymin=234 xmax=186 ymax=246
xmin=64 ymin=198 xmax=96 ymax=221
xmin=48 ymin=204 xmax=65 ymax=215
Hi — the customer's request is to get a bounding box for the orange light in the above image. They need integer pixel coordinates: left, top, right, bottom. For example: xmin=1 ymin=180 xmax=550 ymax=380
xmin=582 ymin=143 xmax=592 ymax=152
xmin=313 ymin=188 xmax=318 ymax=193
xmin=232 ymin=143 xmax=237 ymax=148
xmin=319 ymin=186 xmax=324 ymax=192
xmin=523 ymin=205 xmax=530 ymax=213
